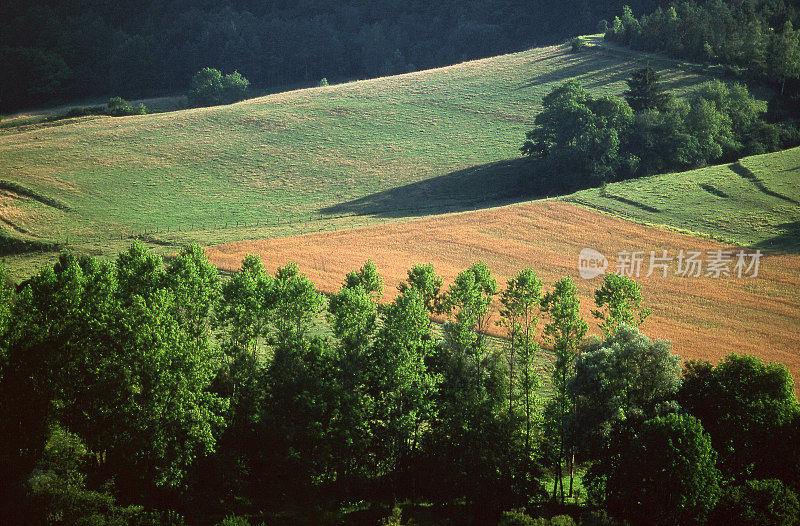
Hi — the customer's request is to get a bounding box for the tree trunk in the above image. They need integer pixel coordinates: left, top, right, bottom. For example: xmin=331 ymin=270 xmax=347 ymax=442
xmin=568 ymin=450 xmax=575 ymax=499
xmin=552 ymin=463 xmax=559 ymax=501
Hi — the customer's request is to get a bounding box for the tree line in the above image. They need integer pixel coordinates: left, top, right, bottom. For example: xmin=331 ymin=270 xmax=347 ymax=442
xmin=0 ymin=0 xmax=660 ymax=113
xmin=604 ymin=1 xmax=800 ymax=108
xmin=0 ymin=243 xmax=798 ymax=525
xmin=521 ymin=67 xmax=800 ymax=191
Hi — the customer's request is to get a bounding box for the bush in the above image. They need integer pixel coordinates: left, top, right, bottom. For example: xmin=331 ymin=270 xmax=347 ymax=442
xmin=499 ymin=511 xmax=576 ymax=526
xmin=221 ymin=70 xmax=250 ymax=104
xmin=379 ymin=506 xmax=412 ymax=526
xmin=499 ymin=509 xmax=536 ymax=526
xmin=188 ymin=67 xmax=250 ymax=107
xmin=216 ymin=516 xmax=251 ymax=526
xmin=59 ymin=106 xmax=106 ymax=118
xmin=134 ymin=510 xmax=186 ymax=526
xmin=571 ymin=37 xmax=587 ymax=53
xmin=318 ymin=77 xmax=329 ymax=87
xmin=711 ymin=479 xmax=799 ymax=526
xmin=106 ymin=97 xmax=146 ymax=116
xmin=607 ymin=413 xmax=721 ymax=525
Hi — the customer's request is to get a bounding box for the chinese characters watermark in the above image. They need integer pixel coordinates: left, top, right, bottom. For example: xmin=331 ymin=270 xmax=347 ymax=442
xmin=578 ymin=248 xmax=762 ymax=279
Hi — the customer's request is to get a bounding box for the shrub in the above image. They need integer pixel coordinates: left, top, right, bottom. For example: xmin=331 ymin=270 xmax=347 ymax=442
xmin=188 ymin=67 xmax=224 ymax=107
xmin=221 ymin=70 xmax=250 ymax=104
xmin=379 ymin=506 xmax=405 ymax=525
xmin=318 ymin=77 xmax=329 ymax=87
xmin=216 ymin=516 xmax=251 ymax=526
xmin=499 ymin=509 xmax=536 ymax=526
xmin=711 ymin=479 xmax=799 ymax=526
xmin=106 ymin=97 xmax=146 ymax=116
xmin=499 ymin=511 xmax=576 ymax=526
xmin=571 ymin=37 xmax=587 ymax=53
xmin=59 ymin=106 xmax=105 ymax=118
xmin=607 ymin=413 xmax=721 ymax=525
xmin=188 ymin=67 xmax=250 ymax=107
xmin=134 ymin=510 xmax=186 ymax=526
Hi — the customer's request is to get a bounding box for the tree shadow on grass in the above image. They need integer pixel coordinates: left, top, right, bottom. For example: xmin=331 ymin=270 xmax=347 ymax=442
xmin=751 ymin=221 xmax=800 ymax=254
xmin=699 ymin=183 xmax=729 ymax=198
xmin=319 ymin=158 xmax=551 ymax=219
xmin=729 ymin=163 xmax=799 ymax=205
xmin=602 ymin=193 xmax=662 ymax=213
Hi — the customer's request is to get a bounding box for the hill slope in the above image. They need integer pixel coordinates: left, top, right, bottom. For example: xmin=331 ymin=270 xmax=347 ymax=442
xmin=566 ymin=147 xmax=800 ymax=253
xmin=0 ymin=40 xmax=709 ymax=276
xmin=205 ymin=199 xmax=800 ymax=392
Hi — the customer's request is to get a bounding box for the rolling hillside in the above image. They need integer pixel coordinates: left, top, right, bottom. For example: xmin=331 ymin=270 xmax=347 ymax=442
xmin=0 ymin=39 xmax=710 ymax=277
xmin=567 ymin=146 xmax=800 ymax=253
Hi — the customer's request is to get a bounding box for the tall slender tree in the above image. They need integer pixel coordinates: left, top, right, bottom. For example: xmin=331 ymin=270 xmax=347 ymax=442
xmin=541 ymin=277 xmax=587 ymax=503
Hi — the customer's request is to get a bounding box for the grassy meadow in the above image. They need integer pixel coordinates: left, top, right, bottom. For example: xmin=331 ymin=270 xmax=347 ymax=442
xmin=567 ymin=146 xmax=800 ymax=252
xmin=0 ymin=39 xmax=711 ymax=278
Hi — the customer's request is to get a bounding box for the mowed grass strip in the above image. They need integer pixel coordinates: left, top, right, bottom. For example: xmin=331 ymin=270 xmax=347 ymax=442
xmin=205 ymin=200 xmax=800 ymax=394
xmin=0 ymin=41 xmax=707 ymax=246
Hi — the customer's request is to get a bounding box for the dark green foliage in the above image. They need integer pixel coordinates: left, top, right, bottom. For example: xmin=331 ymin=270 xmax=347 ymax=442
xmin=1 ymin=245 xmax=798 ymax=522
xmin=540 ymin=277 xmax=588 ymax=503
xmin=188 ymin=68 xmax=250 ymax=108
xmin=188 ymin=68 xmax=224 ymax=107
xmin=397 ymin=263 xmax=444 ymax=314
xmin=678 ymin=354 xmax=800 ymax=487
xmin=26 ymin=426 xmax=141 ymax=525
xmin=421 ymin=262 xmax=517 ymax=511
xmin=500 ymin=508 xmax=537 ymax=526
xmin=570 ymin=325 xmax=680 ymax=458
xmin=135 ymin=509 xmax=186 ymax=526
xmin=106 ymin=96 xmax=147 ymax=116
xmin=522 ymin=81 xmax=634 ymax=187
xmin=499 ymin=512 xmax=577 ymax=526
xmin=711 ymin=479 xmax=800 ymax=526
xmin=523 ymin=78 xmax=789 ymax=188
xmin=606 ymin=413 xmax=721 ymax=526
xmin=498 ymin=268 xmax=543 ymax=481
xmin=0 ymin=245 xmax=229 ymax=522
xmin=0 ymin=45 xmax=71 ymax=109
xmin=624 ymin=64 xmax=671 ymax=112
xmin=605 ymin=2 xmax=800 ymax=96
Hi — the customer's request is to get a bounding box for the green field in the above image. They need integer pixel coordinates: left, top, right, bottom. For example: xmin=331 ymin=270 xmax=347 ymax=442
xmin=565 ymin=146 xmax=800 ymax=252
xmin=0 ymin=38 xmax=712 ymax=278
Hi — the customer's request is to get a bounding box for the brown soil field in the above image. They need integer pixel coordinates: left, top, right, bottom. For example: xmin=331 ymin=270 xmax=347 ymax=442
xmin=206 ymin=200 xmax=800 ymax=391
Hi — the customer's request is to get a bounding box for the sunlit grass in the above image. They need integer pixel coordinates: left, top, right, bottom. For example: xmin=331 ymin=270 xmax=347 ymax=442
xmin=0 ymin=40 xmax=710 ymax=278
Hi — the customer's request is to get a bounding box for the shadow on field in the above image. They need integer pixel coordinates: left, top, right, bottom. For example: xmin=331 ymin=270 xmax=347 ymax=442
xmin=515 ymin=55 xmax=596 ymax=90
xmin=730 ymin=163 xmax=800 ymax=205
xmin=699 ymin=183 xmax=730 ymax=198
xmin=319 ymin=158 xmax=546 ymax=219
xmin=751 ymin=221 xmax=800 ymax=254
xmin=603 ymin=193 xmax=662 ymax=213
